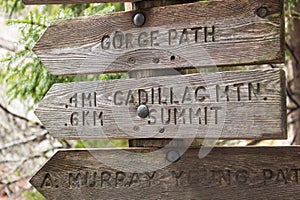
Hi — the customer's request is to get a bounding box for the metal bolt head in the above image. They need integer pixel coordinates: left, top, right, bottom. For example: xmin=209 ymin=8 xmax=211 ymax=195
xmin=133 ymin=126 xmax=140 ymax=132
xmin=153 ymin=58 xmax=160 ymax=63
xmin=166 ymin=150 xmax=180 ymax=163
xmin=159 ymin=128 xmax=165 ymax=133
xmin=137 ymin=105 xmax=149 ymax=118
xmin=128 ymin=57 xmax=136 ymax=64
xmin=133 ymin=13 xmax=146 ymax=27
xmin=256 ymin=7 xmax=268 ymax=18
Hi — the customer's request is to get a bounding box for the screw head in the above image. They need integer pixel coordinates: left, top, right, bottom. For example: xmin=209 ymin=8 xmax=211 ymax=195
xmin=137 ymin=105 xmax=149 ymax=118
xmin=166 ymin=150 xmax=180 ymax=163
xmin=133 ymin=126 xmax=140 ymax=131
xmin=128 ymin=57 xmax=136 ymax=64
xmin=153 ymin=58 xmax=160 ymax=63
xmin=256 ymin=7 xmax=268 ymax=18
xmin=159 ymin=128 xmax=165 ymax=133
xmin=133 ymin=13 xmax=146 ymax=27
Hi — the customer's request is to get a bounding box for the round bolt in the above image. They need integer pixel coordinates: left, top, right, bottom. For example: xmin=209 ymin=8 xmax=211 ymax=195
xmin=128 ymin=57 xmax=136 ymax=64
xmin=166 ymin=150 xmax=180 ymax=163
xmin=153 ymin=58 xmax=160 ymax=63
xmin=133 ymin=13 xmax=146 ymax=27
xmin=256 ymin=7 xmax=268 ymax=18
xmin=137 ymin=105 xmax=149 ymax=118
xmin=133 ymin=126 xmax=140 ymax=131
xmin=159 ymin=128 xmax=165 ymax=133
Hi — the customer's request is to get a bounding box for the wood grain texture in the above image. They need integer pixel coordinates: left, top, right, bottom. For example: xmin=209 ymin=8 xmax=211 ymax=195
xmin=33 ymin=0 xmax=284 ymax=76
xmin=22 ymin=0 xmax=136 ymax=4
xmin=35 ymin=69 xmax=287 ymax=139
xmin=30 ymin=147 xmax=300 ymax=200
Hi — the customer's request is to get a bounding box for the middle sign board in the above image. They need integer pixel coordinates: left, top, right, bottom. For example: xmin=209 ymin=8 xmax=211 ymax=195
xmin=35 ymin=69 xmax=286 ymax=139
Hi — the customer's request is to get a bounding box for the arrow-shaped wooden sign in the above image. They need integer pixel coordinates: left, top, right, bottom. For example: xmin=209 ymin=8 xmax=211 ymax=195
xmin=32 ymin=0 xmax=284 ymax=75
xmin=35 ymin=69 xmax=286 ymax=140
xmin=30 ymin=147 xmax=300 ymax=199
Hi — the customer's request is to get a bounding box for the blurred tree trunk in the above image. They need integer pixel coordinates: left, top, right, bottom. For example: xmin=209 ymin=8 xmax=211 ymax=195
xmin=289 ymin=1 xmax=300 ymax=144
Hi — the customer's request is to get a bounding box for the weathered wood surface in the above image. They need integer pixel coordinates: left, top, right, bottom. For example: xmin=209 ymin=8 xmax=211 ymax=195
xmin=22 ymin=0 xmax=136 ymax=4
xmin=35 ymin=69 xmax=286 ymax=139
xmin=30 ymin=147 xmax=300 ymax=200
xmin=33 ymin=0 xmax=284 ymax=75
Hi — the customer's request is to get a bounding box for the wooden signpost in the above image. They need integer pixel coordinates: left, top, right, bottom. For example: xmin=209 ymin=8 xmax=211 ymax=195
xmin=23 ymin=0 xmax=291 ymax=199
xmin=30 ymin=147 xmax=300 ymax=199
xmin=35 ymin=69 xmax=286 ymax=139
xmin=31 ymin=0 xmax=284 ymax=75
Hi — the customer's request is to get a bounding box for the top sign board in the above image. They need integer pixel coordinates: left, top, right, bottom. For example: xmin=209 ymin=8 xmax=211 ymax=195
xmin=33 ymin=0 xmax=284 ymax=75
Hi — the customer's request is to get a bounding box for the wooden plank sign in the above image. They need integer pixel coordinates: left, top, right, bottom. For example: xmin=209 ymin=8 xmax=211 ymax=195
xmin=32 ymin=0 xmax=284 ymax=75
xmin=35 ymin=69 xmax=286 ymax=139
xmin=30 ymin=147 xmax=300 ymax=199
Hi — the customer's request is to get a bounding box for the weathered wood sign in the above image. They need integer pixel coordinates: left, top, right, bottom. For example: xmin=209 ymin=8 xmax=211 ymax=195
xmin=32 ymin=0 xmax=284 ymax=75
xmin=30 ymin=147 xmax=300 ymax=199
xmin=22 ymin=0 xmax=134 ymax=4
xmin=35 ymin=69 xmax=286 ymax=139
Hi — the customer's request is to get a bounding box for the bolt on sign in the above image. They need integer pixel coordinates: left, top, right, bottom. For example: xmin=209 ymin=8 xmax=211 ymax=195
xmin=30 ymin=0 xmax=284 ymax=75
xmin=30 ymin=147 xmax=300 ymax=199
xmin=35 ymin=69 xmax=286 ymax=140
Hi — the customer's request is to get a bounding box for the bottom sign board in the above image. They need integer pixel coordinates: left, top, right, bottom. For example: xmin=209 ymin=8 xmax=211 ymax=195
xmin=31 ymin=147 xmax=300 ymax=199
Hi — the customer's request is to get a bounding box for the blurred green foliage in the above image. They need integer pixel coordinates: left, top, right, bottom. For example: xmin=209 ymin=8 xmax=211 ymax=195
xmin=0 ymin=1 xmax=124 ymax=107
xmin=23 ymin=190 xmax=46 ymax=200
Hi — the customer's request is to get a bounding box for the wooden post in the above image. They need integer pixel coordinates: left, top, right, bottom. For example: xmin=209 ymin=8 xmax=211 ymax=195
xmin=126 ymin=0 xmax=199 ymax=148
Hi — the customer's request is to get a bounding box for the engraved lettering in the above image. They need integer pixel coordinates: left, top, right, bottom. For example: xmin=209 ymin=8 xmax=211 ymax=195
xmin=169 ymin=29 xmax=177 ymax=46
xmin=114 ymin=90 xmax=124 ymax=105
xmin=216 ymin=85 xmax=229 ymax=102
xmin=125 ymin=33 xmax=134 ymax=49
xmin=195 ymin=86 xmax=208 ymax=102
xmin=115 ymin=171 xmax=126 ymax=187
xmin=101 ymin=35 xmax=110 ymax=50
xmin=69 ymin=172 xmax=81 ymax=188
xmin=70 ymin=112 xmax=79 ymax=126
xmin=129 ymin=173 xmax=139 ymax=187
xmin=211 ymin=107 xmax=222 ymax=124
xmin=191 ymin=27 xmax=202 ymax=43
xmin=70 ymin=93 xmax=78 ymax=107
xmin=161 ymin=108 xmax=171 ymax=125
xmin=248 ymin=83 xmax=260 ymax=100
xmin=179 ymin=28 xmax=189 ymax=45
xmin=112 ymin=31 xmax=124 ymax=49
xmin=82 ymin=111 xmax=89 ymax=126
xmin=144 ymin=172 xmax=156 ymax=187
xmin=235 ymin=170 xmax=248 ymax=185
xmin=233 ymin=83 xmax=244 ymax=101
xmin=101 ymin=171 xmax=112 ymax=187
xmin=172 ymin=171 xmax=184 ymax=187
xmin=204 ymin=25 xmax=215 ymax=42
xmin=139 ymin=89 xmax=148 ymax=105
xmin=263 ymin=169 xmax=273 ymax=185
xmin=125 ymin=90 xmax=134 ymax=106
xmin=182 ymin=86 xmax=192 ymax=103
xmin=138 ymin=32 xmax=148 ymax=47
xmin=151 ymin=30 xmax=159 ymax=47
xmin=41 ymin=173 xmax=54 ymax=188
xmin=148 ymin=109 xmax=157 ymax=125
